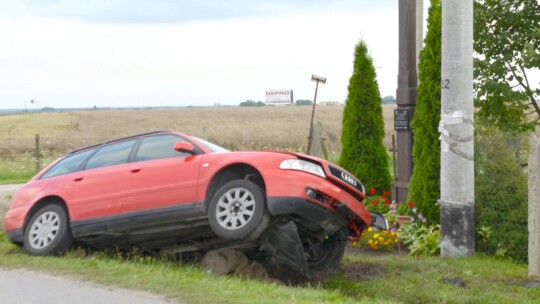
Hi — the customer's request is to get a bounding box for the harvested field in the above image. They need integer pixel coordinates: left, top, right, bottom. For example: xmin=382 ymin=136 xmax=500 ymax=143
xmin=0 ymin=104 xmax=397 ymax=157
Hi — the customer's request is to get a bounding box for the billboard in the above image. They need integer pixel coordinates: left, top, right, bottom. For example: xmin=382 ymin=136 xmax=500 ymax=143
xmin=265 ymin=90 xmax=293 ymax=105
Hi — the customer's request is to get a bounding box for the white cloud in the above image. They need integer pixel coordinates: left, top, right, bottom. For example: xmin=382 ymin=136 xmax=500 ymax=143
xmin=0 ymin=7 xmax=398 ymax=108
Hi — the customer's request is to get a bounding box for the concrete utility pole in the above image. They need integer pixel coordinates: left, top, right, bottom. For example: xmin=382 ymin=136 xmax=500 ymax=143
xmin=391 ymin=0 xmax=417 ymax=203
xmin=529 ymin=126 xmax=540 ymax=280
xmin=440 ymin=0 xmax=475 ymax=257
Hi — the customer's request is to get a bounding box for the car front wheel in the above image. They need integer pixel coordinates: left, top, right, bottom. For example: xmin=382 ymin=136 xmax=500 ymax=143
xmin=306 ymin=229 xmax=348 ymax=271
xmin=208 ymin=180 xmax=269 ymax=241
xmin=23 ymin=204 xmax=73 ymax=256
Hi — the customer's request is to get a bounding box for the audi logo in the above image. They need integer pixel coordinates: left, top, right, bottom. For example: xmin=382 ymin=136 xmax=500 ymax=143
xmin=341 ymin=172 xmax=357 ymax=186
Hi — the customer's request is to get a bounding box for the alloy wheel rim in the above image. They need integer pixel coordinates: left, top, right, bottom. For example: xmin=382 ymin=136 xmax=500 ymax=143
xmin=216 ymin=187 xmax=255 ymax=230
xmin=29 ymin=211 xmax=60 ymax=249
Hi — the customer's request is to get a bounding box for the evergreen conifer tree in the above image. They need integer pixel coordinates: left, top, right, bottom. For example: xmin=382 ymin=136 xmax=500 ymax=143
xmin=339 ymin=41 xmax=391 ymax=192
xmin=408 ymin=0 xmax=442 ymax=223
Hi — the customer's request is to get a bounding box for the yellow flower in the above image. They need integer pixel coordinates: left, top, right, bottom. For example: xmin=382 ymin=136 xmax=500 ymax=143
xmin=368 ymin=227 xmax=373 ymax=232
xmin=373 ymin=233 xmax=380 ymax=239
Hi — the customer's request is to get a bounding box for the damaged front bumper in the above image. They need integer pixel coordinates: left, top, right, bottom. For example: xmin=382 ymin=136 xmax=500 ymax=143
xmin=263 ymin=197 xmax=348 ymax=277
xmin=262 ymin=197 xmax=388 ymax=276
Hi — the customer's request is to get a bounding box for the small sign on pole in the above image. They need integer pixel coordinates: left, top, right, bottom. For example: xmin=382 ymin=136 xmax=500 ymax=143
xmin=394 ymin=109 xmax=410 ymax=131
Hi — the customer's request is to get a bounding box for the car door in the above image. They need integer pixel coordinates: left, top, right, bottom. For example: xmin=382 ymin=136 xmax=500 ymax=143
xmin=121 ymin=134 xmax=202 ymax=214
xmin=67 ymin=139 xmax=137 ymax=221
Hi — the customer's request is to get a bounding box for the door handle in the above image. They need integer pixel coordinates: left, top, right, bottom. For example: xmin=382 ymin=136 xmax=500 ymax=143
xmin=130 ymin=168 xmax=141 ymax=173
xmin=74 ymin=177 xmax=84 ymax=182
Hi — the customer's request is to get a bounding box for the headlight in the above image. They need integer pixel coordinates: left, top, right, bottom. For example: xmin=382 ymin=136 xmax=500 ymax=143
xmin=279 ymin=159 xmax=326 ymax=178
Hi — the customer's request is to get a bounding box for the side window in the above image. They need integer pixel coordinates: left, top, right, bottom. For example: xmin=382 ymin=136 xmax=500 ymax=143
xmin=41 ymin=149 xmax=96 ymax=179
xmin=135 ymin=135 xmax=191 ymax=162
xmin=85 ymin=140 xmax=136 ymax=170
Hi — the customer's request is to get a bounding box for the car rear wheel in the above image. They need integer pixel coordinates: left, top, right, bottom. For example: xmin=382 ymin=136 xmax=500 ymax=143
xmin=306 ymin=229 xmax=347 ymax=271
xmin=208 ymin=180 xmax=269 ymax=241
xmin=23 ymin=204 xmax=73 ymax=256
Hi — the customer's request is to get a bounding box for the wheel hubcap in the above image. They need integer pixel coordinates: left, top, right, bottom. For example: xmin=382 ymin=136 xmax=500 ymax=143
xmin=29 ymin=211 xmax=60 ymax=249
xmin=216 ymin=187 xmax=255 ymax=230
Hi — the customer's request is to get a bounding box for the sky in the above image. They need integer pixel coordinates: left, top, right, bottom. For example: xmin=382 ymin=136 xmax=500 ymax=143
xmin=0 ymin=0 xmax=414 ymax=109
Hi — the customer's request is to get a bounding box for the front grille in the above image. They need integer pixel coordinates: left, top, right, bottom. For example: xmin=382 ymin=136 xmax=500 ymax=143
xmin=328 ymin=165 xmax=365 ymax=195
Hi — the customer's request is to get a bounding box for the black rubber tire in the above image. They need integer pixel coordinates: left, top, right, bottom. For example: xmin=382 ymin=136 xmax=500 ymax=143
xmin=208 ymin=180 xmax=269 ymax=241
xmin=23 ymin=204 xmax=73 ymax=256
xmin=306 ymin=229 xmax=348 ymax=271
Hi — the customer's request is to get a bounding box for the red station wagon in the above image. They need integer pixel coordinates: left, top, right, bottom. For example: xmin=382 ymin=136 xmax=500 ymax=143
xmin=3 ymin=131 xmax=385 ymax=275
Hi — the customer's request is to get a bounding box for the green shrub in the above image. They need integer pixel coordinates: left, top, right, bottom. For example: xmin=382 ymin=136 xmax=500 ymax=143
xmin=475 ymin=129 xmax=528 ymax=262
xmin=408 ymin=0 xmax=442 ymax=224
xmin=399 ymin=223 xmax=441 ymax=256
xmin=339 ymin=40 xmax=391 ymax=191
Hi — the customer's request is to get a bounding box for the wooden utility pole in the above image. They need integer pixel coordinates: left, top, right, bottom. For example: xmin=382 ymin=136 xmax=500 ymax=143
xmin=391 ymin=0 xmax=417 ymax=203
xmin=307 ymin=75 xmax=326 ymax=155
xmin=440 ymin=0 xmax=475 ymax=257
xmin=34 ymin=134 xmax=41 ymax=173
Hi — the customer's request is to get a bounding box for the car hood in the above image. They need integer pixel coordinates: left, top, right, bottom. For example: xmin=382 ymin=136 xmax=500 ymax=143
xmin=232 ymin=150 xmax=366 ymax=199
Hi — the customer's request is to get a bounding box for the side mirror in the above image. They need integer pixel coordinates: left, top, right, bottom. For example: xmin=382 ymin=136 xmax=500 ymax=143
xmin=174 ymin=141 xmax=195 ymax=154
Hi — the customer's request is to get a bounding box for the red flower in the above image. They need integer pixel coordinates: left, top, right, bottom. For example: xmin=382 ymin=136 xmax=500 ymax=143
xmin=383 ymin=191 xmax=391 ymax=197
xmin=380 ymin=195 xmax=386 ymax=200
xmin=407 ymin=201 xmax=415 ymax=208
xmin=384 ymin=199 xmax=391 ymax=206
xmin=371 ymin=199 xmax=378 ymax=206
xmin=369 ymin=188 xmax=377 ymax=195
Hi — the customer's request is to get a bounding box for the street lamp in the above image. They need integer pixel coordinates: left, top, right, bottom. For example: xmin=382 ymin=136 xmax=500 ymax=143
xmin=24 ymin=99 xmax=38 ymax=111
xmin=307 ymin=74 xmax=326 ymax=154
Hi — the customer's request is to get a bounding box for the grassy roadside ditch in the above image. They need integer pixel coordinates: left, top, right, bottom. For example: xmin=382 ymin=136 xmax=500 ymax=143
xmin=1 ymin=195 xmax=538 ymax=303
xmin=0 ymin=229 xmax=538 ymax=302
xmin=1 ymin=235 xmax=538 ymax=304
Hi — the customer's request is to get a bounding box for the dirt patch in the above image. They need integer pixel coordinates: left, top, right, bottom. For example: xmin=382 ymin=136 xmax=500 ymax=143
xmin=200 ymin=248 xmax=386 ymax=286
xmin=0 ymin=195 xmax=10 ymax=206
xmin=200 ymin=249 xmax=279 ymax=284
xmin=0 ymin=195 xmax=10 ymax=226
xmin=338 ymin=262 xmax=385 ymax=281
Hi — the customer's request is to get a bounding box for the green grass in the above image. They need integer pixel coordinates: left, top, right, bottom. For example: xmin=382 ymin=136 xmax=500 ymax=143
xmin=0 ymin=228 xmax=538 ymax=304
xmin=0 ymin=193 xmax=537 ymax=303
xmin=0 ymin=150 xmax=61 ymax=184
xmin=334 ymin=254 xmax=538 ymax=303
xmin=0 ymin=238 xmax=356 ymax=304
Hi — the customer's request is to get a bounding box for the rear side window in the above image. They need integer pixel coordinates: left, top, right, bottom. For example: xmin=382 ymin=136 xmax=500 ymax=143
xmin=41 ymin=149 xmax=96 ymax=179
xmin=85 ymin=140 xmax=136 ymax=170
xmin=135 ymin=135 xmax=191 ymax=161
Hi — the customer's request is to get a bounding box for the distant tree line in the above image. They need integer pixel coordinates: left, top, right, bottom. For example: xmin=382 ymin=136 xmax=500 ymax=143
xmin=239 ymin=100 xmax=265 ymax=107
xmin=381 ymin=96 xmax=396 ymax=104
xmin=239 ymin=100 xmax=317 ymax=106
xmin=295 ymin=99 xmax=313 ymax=106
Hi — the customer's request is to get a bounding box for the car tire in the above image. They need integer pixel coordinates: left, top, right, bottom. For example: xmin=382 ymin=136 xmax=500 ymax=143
xmin=23 ymin=204 xmax=73 ymax=256
xmin=306 ymin=229 xmax=347 ymax=271
xmin=208 ymin=180 xmax=269 ymax=241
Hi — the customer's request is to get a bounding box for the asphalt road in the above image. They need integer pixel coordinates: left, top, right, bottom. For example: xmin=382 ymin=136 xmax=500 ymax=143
xmin=0 ymin=269 xmax=179 ymax=304
xmin=0 ymin=184 xmax=22 ymax=197
xmin=0 ymin=184 xmax=182 ymax=304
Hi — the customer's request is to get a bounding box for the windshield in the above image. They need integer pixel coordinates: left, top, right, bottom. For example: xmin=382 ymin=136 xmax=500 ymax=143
xmin=193 ymin=137 xmax=229 ymax=153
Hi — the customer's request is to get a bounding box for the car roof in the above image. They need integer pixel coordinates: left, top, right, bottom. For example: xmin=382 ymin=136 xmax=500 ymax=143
xmin=68 ymin=130 xmax=172 ymax=155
